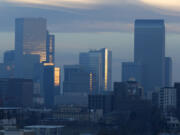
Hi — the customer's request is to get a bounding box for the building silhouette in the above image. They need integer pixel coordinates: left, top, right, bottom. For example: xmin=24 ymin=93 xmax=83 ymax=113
xmin=4 ymin=50 xmax=15 ymax=64
xmin=42 ymin=63 xmax=55 ymax=108
xmin=122 ymin=20 xmax=173 ymax=94
xmin=0 ymin=50 xmax=15 ymax=78
xmin=63 ymin=65 xmax=91 ymax=94
xmin=122 ymin=62 xmax=143 ymax=83
xmin=134 ymin=20 xmax=165 ymax=92
xmin=0 ymin=78 xmax=33 ymax=107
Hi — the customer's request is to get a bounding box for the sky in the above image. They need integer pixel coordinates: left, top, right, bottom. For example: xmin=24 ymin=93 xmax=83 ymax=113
xmin=1 ymin=0 xmax=180 ymax=32
xmin=0 ymin=0 xmax=180 ymax=82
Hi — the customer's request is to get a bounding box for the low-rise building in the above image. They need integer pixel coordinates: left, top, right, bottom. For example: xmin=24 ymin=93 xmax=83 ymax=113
xmin=25 ymin=125 xmax=64 ymax=135
xmin=53 ymin=105 xmax=89 ymax=121
xmin=0 ymin=129 xmax=34 ymax=135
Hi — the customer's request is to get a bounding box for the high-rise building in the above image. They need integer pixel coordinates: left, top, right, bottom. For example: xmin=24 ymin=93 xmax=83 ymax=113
xmin=134 ymin=20 xmax=165 ymax=92
xmin=42 ymin=63 xmax=55 ymax=108
xmin=165 ymin=57 xmax=173 ymax=87
xmin=54 ymin=67 xmax=61 ymax=95
xmin=79 ymin=48 xmax=112 ymax=92
xmin=159 ymin=87 xmax=177 ymax=111
xmin=0 ymin=78 xmax=33 ymax=107
xmin=0 ymin=50 xmax=16 ymax=78
xmin=174 ymin=83 xmax=180 ymax=118
xmin=122 ymin=62 xmax=143 ymax=83
xmin=79 ymin=51 xmax=102 ymax=92
xmin=100 ymin=48 xmax=112 ymax=91
xmin=46 ymin=31 xmax=55 ymax=64
xmin=15 ymin=18 xmax=47 ymax=78
xmin=4 ymin=50 xmax=15 ymax=64
xmin=21 ymin=54 xmax=40 ymax=79
xmin=63 ymin=65 xmax=91 ymax=94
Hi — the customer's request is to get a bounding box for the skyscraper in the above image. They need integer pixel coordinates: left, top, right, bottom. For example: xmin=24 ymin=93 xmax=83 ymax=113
xmin=15 ymin=18 xmax=47 ymax=78
xmin=21 ymin=54 xmax=40 ymax=79
xmin=79 ymin=51 xmax=102 ymax=92
xmin=54 ymin=67 xmax=61 ymax=95
xmin=165 ymin=57 xmax=172 ymax=87
xmin=4 ymin=50 xmax=15 ymax=64
xmin=134 ymin=20 xmax=165 ymax=92
xmin=99 ymin=48 xmax=112 ymax=91
xmin=63 ymin=65 xmax=91 ymax=94
xmin=79 ymin=48 xmax=112 ymax=92
xmin=15 ymin=18 xmax=47 ymax=62
xmin=46 ymin=31 xmax=55 ymax=64
xmin=42 ymin=63 xmax=55 ymax=108
xmin=0 ymin=78 xmax=33 ymax=107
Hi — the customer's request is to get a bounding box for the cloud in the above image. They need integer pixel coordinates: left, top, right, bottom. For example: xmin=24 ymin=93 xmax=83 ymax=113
xmin=1 ymin=0 xmax=140 ymax=9
xmin=2 ymin=0 xmax=98 ymax=9
xmin=1 ymin=0 xmax=180 ymax=33
xmin=2 ymin=0 xmax=180 ymax=13
xmin=2 ymin=0 xmax=180 ymax=14
xmin=140 ymin=0 xmax=180 ymax=12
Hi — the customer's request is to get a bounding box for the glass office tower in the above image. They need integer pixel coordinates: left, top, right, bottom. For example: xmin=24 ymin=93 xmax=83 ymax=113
xmin=134 ymin=20 xmax=165 ymax=92
xmin=15 ymin=18 xmax=47 ymax=78
xmin=79 ymin=48 xmax=112 ymax=92
xmin=46 ymin=31 xmax=55 ymax=64
xmin=15 ymin=18 xmax=47 ymax=62
xmin=165 ymin=57 xmax=172 ymax=87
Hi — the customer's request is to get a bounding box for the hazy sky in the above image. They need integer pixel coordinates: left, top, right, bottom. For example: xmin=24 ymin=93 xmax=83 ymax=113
xmin=0 ymin=0 xmax=180 ymax=82
xmin=1 ymin=0 xmax=180 ymax=32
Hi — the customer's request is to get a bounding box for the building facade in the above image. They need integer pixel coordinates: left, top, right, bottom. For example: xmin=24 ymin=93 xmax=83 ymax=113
xmin=63 ymin=65 xmax=91 ymax=94
xmin=0 ymin=79 xmax=33 ymax=107
xmin=134 ymin=20 xmax=165 ymax=92
xmin=165 ymin=57 xmax=173 ymax=87
xmin=25 ymin=125 xmax=63 ymax=135
xmin=46 ymin=31 xmax=55 ymax=64
xmin=42 ymin=63 xmax=55 ymax=108
xmin=122 ymin=62 xmax=143 ymax=83
xmin=79 ymin=48 xmax=112 ymax=92
xmin=159 ymin=87 xmax=177 ymax=111
xmin=15 ymin=18 xmax=47 ymax=78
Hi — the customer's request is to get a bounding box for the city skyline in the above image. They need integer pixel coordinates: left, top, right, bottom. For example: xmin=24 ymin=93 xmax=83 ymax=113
xmin=2 ymin=0 xmax=180 ymax=33
xmin=1 ymin=1 xmax=180 ymax=135
xmin=1 ymin=30 xmax=180 ymax=83
xmin=1 ymin=0 xmax=180 ymax=83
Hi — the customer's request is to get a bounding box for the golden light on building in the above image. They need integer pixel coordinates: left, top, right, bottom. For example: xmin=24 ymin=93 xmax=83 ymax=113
xmin=104 ymin=48 xmax=108 ymax=91
xmin=90 ymin=73 xmax=93 ymax=91
xmin=49 ymin=38 xmax=53 ymax=53
xmin=54 ymin=67 xmax=60 ymax=87
xmin=29 ymin=51 xmax=47 ymax=63
xmin=49 ymin=55 xmax=53 ymax=63
xmin=43 ymin=63 xmax=54 ymax=66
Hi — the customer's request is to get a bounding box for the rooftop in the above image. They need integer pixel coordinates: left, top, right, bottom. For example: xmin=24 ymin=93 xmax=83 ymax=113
xmin=25 ymin=125 xmax=64 ymax=129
